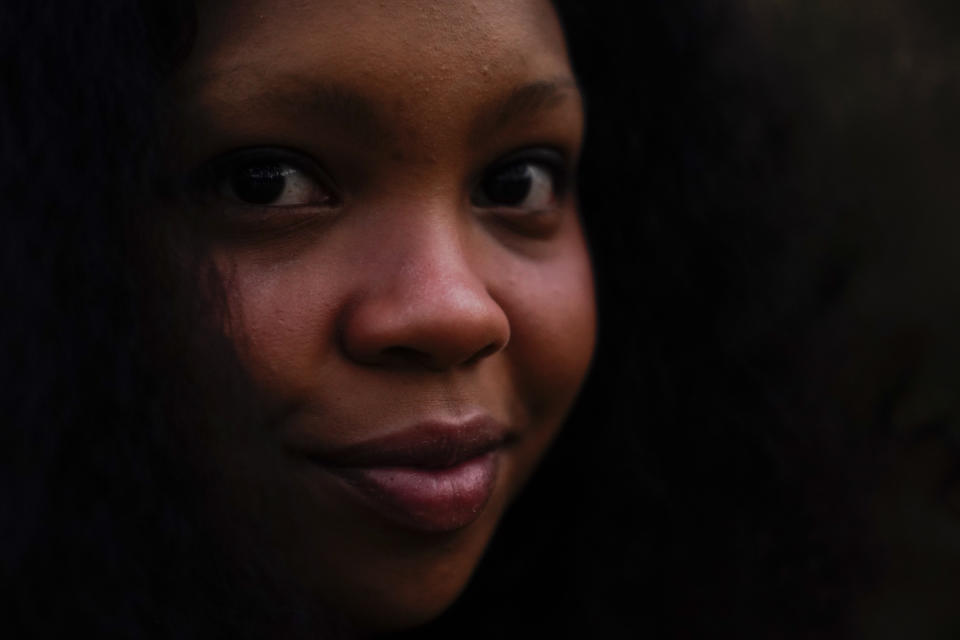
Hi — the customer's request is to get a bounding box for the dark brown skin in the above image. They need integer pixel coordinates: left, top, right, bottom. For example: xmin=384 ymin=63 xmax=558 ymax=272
xmin=168 ymin=0 xmax=595 ymax=632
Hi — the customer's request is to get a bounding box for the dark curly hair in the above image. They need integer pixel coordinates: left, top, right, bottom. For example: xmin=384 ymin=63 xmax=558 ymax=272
xmin=1 ymin=2 xmax=339 ymax=637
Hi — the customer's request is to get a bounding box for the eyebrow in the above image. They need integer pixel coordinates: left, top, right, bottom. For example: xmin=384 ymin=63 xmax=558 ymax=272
xmin=220 ymin=78 xmax=396 ymax=148
xmin=190 ymin=71 xmax=581 ymax=150
xmin=470 ymin=78 xmax=581 ymax=144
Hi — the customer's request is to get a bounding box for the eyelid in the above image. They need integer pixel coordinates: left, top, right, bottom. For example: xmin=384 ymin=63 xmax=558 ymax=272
xmin=483 ymin=146 xmax=568 ymax=174
xmin=189 ymin=146 xmax=339 ymax=204
xmin=471 ymin=146 xmax=572 ymax=208
xmin=476 ymin=147 xmax=570 ymax=195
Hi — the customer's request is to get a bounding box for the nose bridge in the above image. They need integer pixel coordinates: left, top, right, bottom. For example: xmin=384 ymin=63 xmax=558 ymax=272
xmin=392 ymin=213 xmax=482 ymax=305
xmin=339 ymin=205 xmax=511 ymax=370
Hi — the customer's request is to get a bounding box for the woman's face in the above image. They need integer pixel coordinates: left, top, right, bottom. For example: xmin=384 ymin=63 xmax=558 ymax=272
xmin=171 ymin=0 xmax=594 ymax=631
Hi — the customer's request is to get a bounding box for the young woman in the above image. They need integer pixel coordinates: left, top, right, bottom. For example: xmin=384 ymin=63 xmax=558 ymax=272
xmin=172 ymin=0 xmax=596 ymax=632
xmin=15 ymin=0 xmax=949 ymax=637
xmin=5 ymin=1 xmax=596 ymax=636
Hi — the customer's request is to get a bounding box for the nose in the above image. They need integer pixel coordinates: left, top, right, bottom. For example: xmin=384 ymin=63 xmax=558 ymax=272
xmin=338 ymin=220 xmax=511 ymax=371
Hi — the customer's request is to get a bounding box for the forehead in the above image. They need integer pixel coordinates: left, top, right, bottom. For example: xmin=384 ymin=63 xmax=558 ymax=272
xmin=174 ymin=0 xmax=580 ymax=167
xmin=181 ymin=0 xmax=572 ymax=110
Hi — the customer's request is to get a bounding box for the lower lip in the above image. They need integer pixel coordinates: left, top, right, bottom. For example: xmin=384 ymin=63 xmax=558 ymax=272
xmin=326 ymin=452 xmax=500 ymax=533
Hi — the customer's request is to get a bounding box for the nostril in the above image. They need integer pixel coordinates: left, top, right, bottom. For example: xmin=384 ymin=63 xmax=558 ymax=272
xmin=378 ymin=341 xmax=502 ymax=369
xmin=380 ymin=346 xmax=429 ymax=367
xmin=464 ymin=343 xmax=500 ymax=366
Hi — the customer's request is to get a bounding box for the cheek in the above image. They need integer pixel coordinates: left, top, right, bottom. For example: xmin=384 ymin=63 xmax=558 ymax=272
xmin=214 ymin=220 xmax=597 ymax=419
xmin=213 ymin=249 xmax=342 ymax=396
xmin=497 ymin=230 xmax=597 ymax=420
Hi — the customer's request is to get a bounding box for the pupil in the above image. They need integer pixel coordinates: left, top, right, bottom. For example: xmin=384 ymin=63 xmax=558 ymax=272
xmin=483 ymin=164 xmax=531 ymax=206
xmin=231 ymin=163 xmax=287 ymax=204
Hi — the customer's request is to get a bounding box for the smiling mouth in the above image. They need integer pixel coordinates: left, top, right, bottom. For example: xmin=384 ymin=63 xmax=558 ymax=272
xmin=298 ymin=417 xmax=513 ymax=533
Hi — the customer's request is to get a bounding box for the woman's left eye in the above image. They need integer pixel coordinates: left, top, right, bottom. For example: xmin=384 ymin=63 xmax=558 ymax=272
xmin=472 ymin=160 xmax=562 ymax=211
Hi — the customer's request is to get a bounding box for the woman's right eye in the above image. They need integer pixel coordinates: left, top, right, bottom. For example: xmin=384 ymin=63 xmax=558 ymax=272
xmin=190 ymin=150 xmax=339 ymax=213
xmin=220 ymin=159 xmax=337 ymax=208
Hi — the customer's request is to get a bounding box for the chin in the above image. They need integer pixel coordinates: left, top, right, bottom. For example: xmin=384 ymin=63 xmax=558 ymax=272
xmin=319 ymin=548 xmax=487 ymax=635
xmin=349 ymin=592 xmax=462 ymax=635
xmin=284 ymin=482 xmax=511 ymax=635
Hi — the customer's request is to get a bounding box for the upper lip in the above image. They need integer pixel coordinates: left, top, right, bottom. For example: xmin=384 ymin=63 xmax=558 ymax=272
xmin=299 ymin=415 xmax=512 ymax=470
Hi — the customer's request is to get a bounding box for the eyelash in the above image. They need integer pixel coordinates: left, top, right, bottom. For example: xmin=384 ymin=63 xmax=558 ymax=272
xmin=191 ymin=148 xmax=339 ymax=210
xmin=472 ymin=148 xmax=569 ymax=211
xmin=189 ymin=146 xmax=572 ymax=232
